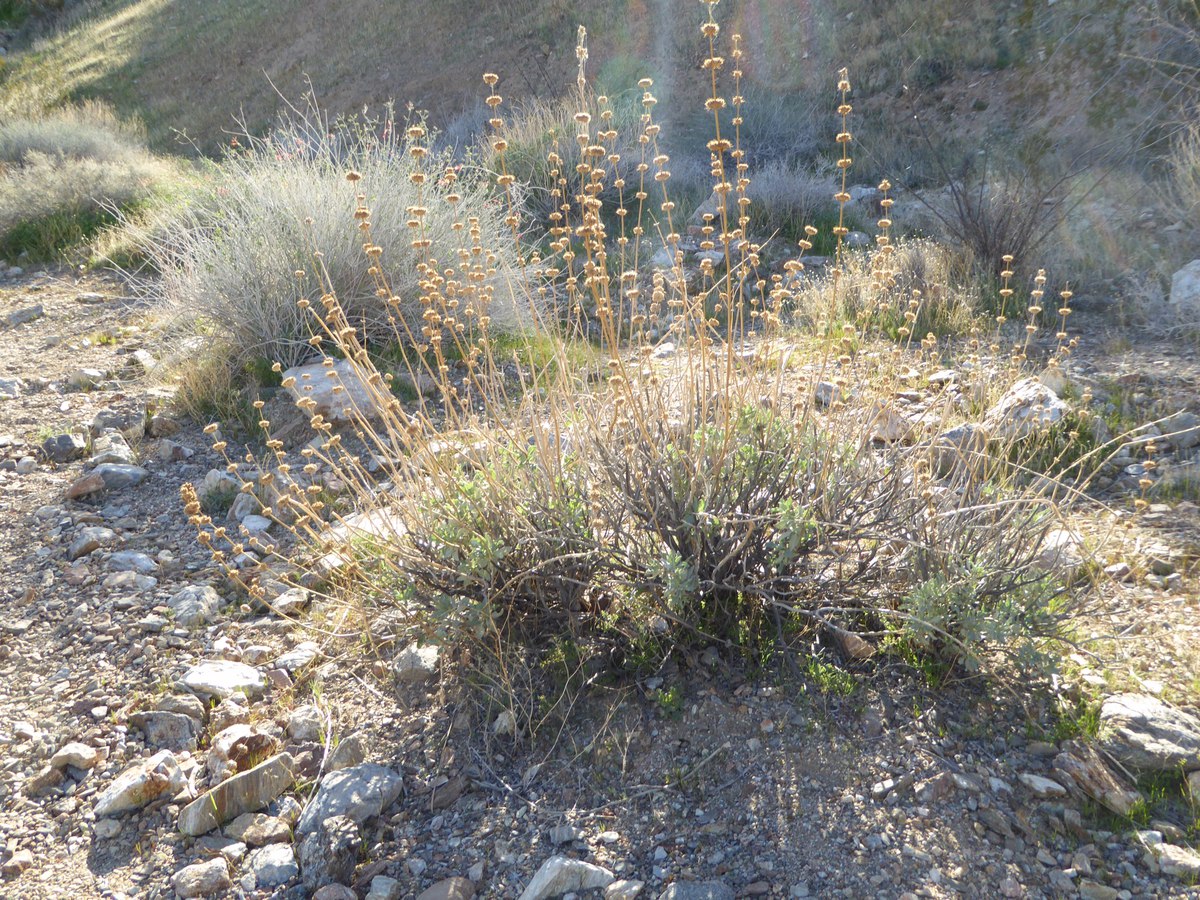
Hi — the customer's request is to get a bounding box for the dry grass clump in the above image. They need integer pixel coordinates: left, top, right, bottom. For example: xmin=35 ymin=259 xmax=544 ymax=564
xmin=183 ymin=15 xmax=1093 ymax=737
xmin=136 ymin=99 xmax=526 ymax=415
xmin=0 ymin=102 xmax=173 ymax=262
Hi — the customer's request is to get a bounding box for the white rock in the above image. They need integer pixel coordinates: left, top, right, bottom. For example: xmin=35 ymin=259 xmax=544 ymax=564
xmin=1169 ymin=259 xmax=1200 ymax=323
xmin=107 ymin=550 xmax=159 ymax=574
xmin=50 ymin=741 xmax=101 ymax=770
xmin=94 ymin=750 xmax=185 ymax=816
xmin=241 ymin=514 xmax=272 ymax=536
xmin=287 ymin=705 xmax=324 ymax=742
xmin=245 ymin=843 xmax=299 ymax=887
xmin=181 ymin=660 xmax=267 ymax=700
xmin=366 ymin=875 xmax=402 ymax=900
xmin=984 ymin=378 xmax=1069 ymax=441
xmin=283 ymin=358 xmax=387 ymax=423
xmin=1099 ymin=693 xmax=1200 ymax=772
xmin=171 ymin=857 xmax=232 ymax=898
xmin=518 ymin=856 xmax=614 ymax=900
xmin=169 ymin=585 xmax=223 ymax=627
xmin=1036 ymin=528 xmax=1086 ymax=574
xmin=394 ymin=642 xmax=439 ymax=684
xmin=1017 ymin=773 xmax=1067 ymax=798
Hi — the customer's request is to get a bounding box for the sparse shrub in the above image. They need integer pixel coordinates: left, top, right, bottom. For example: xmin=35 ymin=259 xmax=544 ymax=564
xmin=182 ymin=20 xmax=1090 ymax=740
xmin=0 ymin=102 xmax=173 ymax=261
xmin=136 ymin=99 xmax=525 ymax=408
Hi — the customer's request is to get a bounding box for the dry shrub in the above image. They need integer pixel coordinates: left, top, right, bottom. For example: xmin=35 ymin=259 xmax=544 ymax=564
xmin=0 ymin=102 xmax=171 ymax=261
xmin=183 ymin=23 xmax=1091 ymax=738
xmin=136 ymin=99 xmax=526 ymax=408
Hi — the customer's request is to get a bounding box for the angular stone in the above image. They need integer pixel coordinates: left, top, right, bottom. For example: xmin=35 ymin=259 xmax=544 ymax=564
xmin=1169 ymin=259 xmax=1200 ymax=323
xmin=89 ymin=431 xmax=135 ymax=465
xmin=287 ymin=705 xmax=324 ymax=742
xmin=295 ymin=763 xmax=404 ymax=835
xmin=283 ymin=358 xmax=387 ymax=423
xmin=394 ymin=642 xmax=439 ymax=684
xmin=181 ymin=660 xmax=267 ymax=699
xmin=314 ymin=887 xmax=357 ymax=900
xmin=983 ymin=378 xmax=1069 ymax=442
xmin=299 ymin=815 xmax=361 ymax=892
xmin=245 ymin=843 xmax=299 ymax=887
xmin=1162 ymin=411 xmax=1200 ymax=451
xmin=418 ymin=877 xmax=476 ymax=900
xmin=156 ymin=692 xmax=207 ymax=721
xmin=65 ymin=472 xmax=106 ymax=499
xmin=1053 ymin=745 xmax=1142 ymax=816
xmin=1151 ymin=842 xmax=1200 ymax=879
xmin=1017 ymin=773 xmax=1067 ymax=798
xmin=226 ymin=812 xmax=291 ymax=846
xmin=605 ymin=881 xmax=645 ymax=900
xmin=94 ymin=750 xmax=185 ymax=817
xmin=50 ymin=741 xmax=101 ymax=770
xmin=107 ymin=550 xmax=158 ymax=574
xmin=168 ymin=585 xmax=223 ymax=627
xmin=2 ymin=303 xmax=43 ymax=329
xmin=68 ymin=525 xmax=117 ymax=560
xmin=1099 ymin=693 xmax=1200 ymax=772
xmin=42 ymin=432 xmax=87 ymax=463
xmin=274 ymin=641 xmax=321 ymax=672
xmin=178 ymin=752 xmax=295 ymax=836
xmin=518 ymin=856 xmax=614 ymax=900
xmin=129 ymin=710 xmax=200 ymax=751
xmin=171 ymin=857 xmax=232 ymax=898
xmin=367 ymin=875 xmax=402 ymax=900
xmin=327 ymin=733 xmax=367 ymax=771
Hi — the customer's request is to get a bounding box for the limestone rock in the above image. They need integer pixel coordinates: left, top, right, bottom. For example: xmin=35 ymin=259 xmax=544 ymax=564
xmin=418 ymin=877 xmax=476 ymax=900
xmin=178 ymin=752 xmax=295 ymax=836
xmin=1053 ymin=744 xmax=1143 ymax=816
xmin=294 ymin=763 xmax=404 ymax=835
xmin=283 ymin=358 xmax=387 ymax=423
xmin=171 ymin=858 xmax=232 ymax=898
xmin=129 ymin=710 xmax=200 ymax=751
xmin=1099 ymin=693 xmax=1200 ymax=772
xmin=394 ymin=641 xmax=439 ymax=684
xmin=1169 ymin=259 xmax=1200 ymax=323
xmin=168 ymin=585 xmax=223 ymax=627
xmin=245 ymin=843 xmax=299 ymax=888
xmin=299 ymin=815 xmax=361 ymax=892
xmin=89 ymin=431 xmax=135 ymax=465
xmin=49 ymin=741 xmax=101 ymax=770
xmin=94 ymin=750 xmax=185 ymax=817
xmin=181 ymin=660 xmax=267 ymax=700
xmin=983 ymin=378 xmax=1069 ymax=441
xmin=518 ymin=856 xmax=614 ymax=900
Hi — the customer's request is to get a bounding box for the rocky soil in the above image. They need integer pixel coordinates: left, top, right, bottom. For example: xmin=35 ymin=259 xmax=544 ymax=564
xmin=1 ymin=265 xmax=1199 ymax=900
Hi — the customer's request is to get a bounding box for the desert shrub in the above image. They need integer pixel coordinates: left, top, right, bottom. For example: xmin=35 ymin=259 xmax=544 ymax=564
xmin=481 ymin=87 xmax=644 ymax=230
xmin=0 ymin=102 xmax=172 ymax=261
xmin=1169 ymin=119 xmax=1200 ymax=226
xmin=136 ymin=100 xmax=524 ymax=406
xmin=183 ymin=24 xmax=1090 ymax=738
xmin=744 ymin=160 xmax=839 ymax=246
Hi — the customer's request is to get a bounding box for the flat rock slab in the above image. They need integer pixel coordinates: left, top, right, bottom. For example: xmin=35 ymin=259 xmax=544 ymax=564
xmin=295 ymin=763 xmax=404 ymax=836
xmin=94 ymin=750 xmax=185 ymax=817
xmin=1099 ymin=693 xmax=1200 ymax=772
xmin=178 ymin=752 xmax=295 ymax=836
xmin=181 ymin=660 xmax=267 ymax=700
xmin=519 ymin=856 xmax=614 ymax=900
